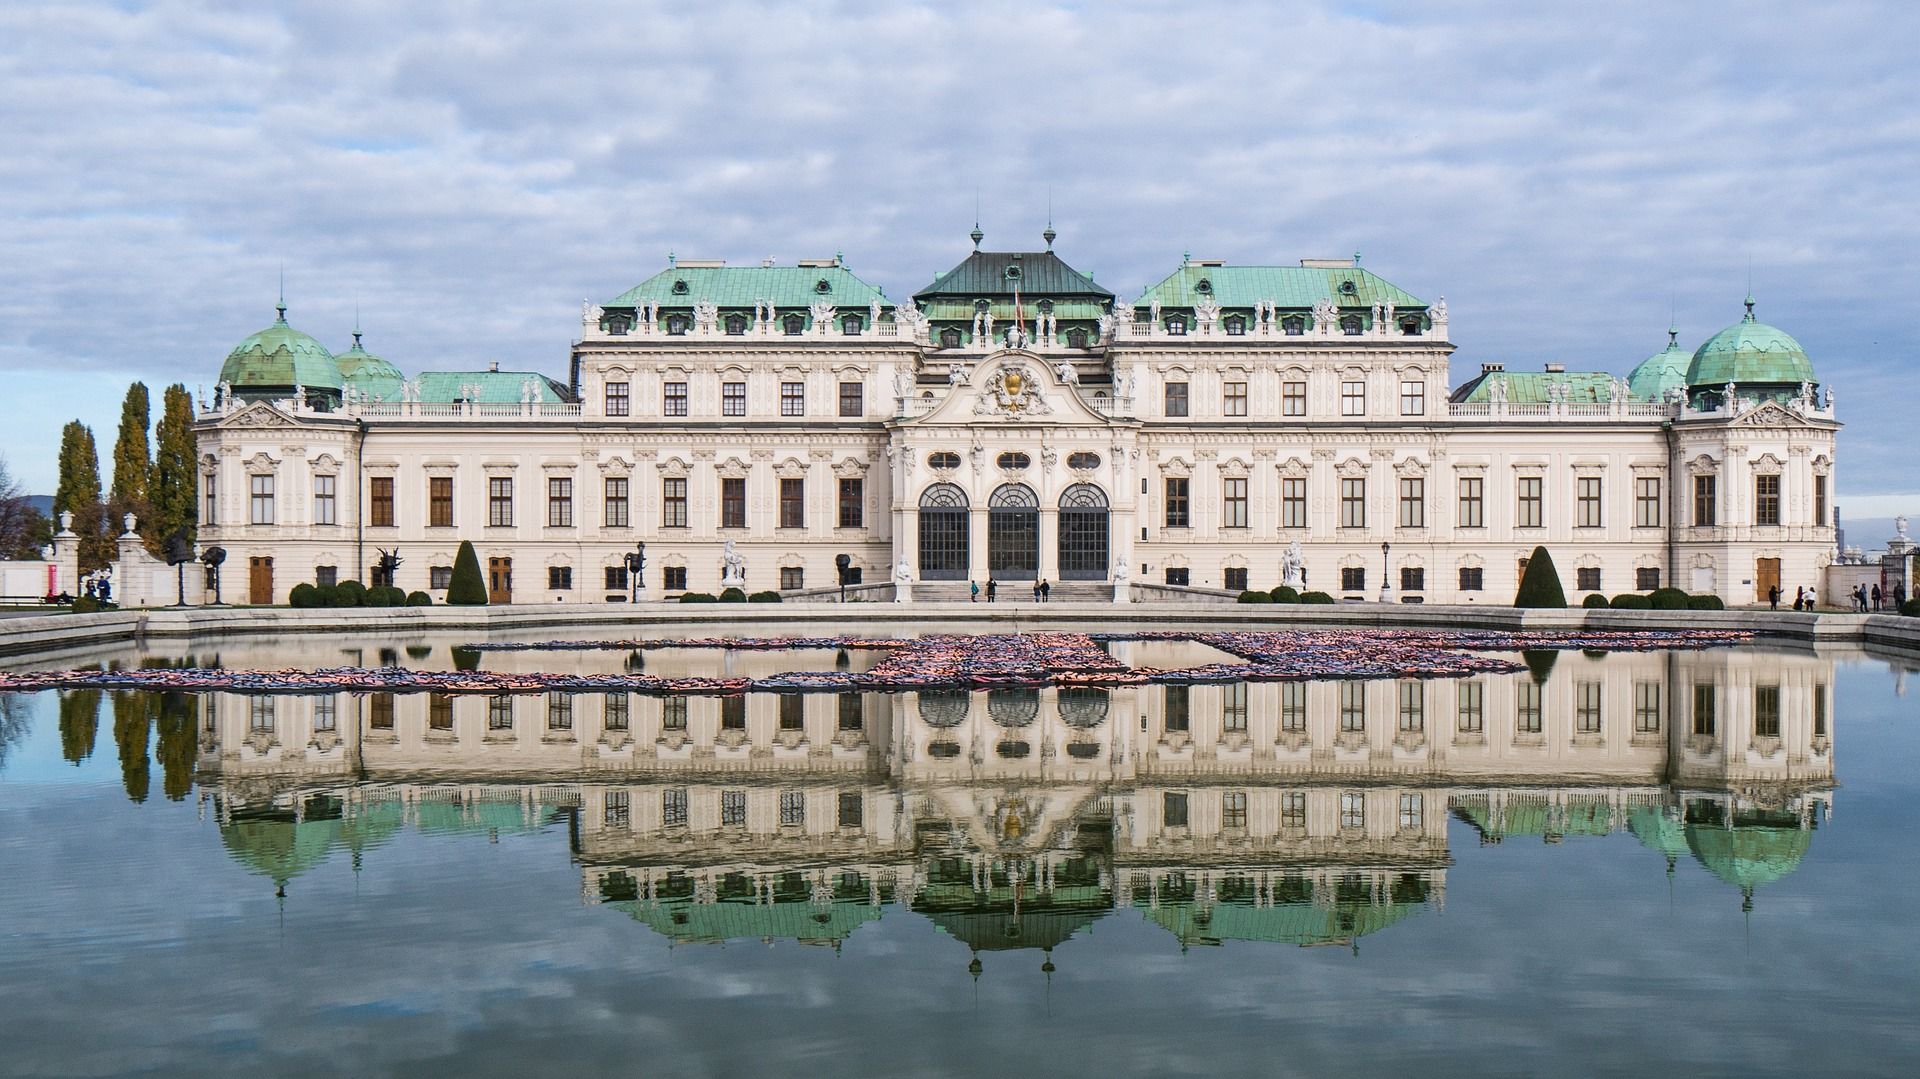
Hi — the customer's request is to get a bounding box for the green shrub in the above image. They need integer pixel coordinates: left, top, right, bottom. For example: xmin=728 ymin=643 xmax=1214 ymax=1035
xmin=1689 ymin=594 xmax=1725 ymax=611
xmin=1514 ymin=546 xmax=1566 ymax=608
xmin=289 ymin=583 xmax=319 ymax=609
xmin=748 ymin=590 xmax=782 ymax=603
xmin=72 ymin=595 xmax=103 ymax=614
xmin=1300 ymin=591 xmax=1336 ymax=604
xmin=366 ymin=585 xmax=395 ymax=608
xmin=1239 ymin=590 xmax=1272 ymax=603
xmin=312 ymin=584 xmax=339 ymax=608
xmin=678 ymin=592 xmax=717 ymax=603
xmin=405 ymin=590 xmax=433 ymax=607
xmin=1522 ymin=649 xmax=1559 ymax=684
xmin=450 ymin=646 xmax=481 ymax=671
xmin=1649 ymin=587 xmax=1689 ymax=611
xmin=1610 ymin=593 xmax=1651 ymax=610
xmin=719 ymin=587 xmax=747 ymax=603
xmin=446 ymin=541 xmax=488 ymax=606
xmin=335 ymin=580 xmax=368 ymax=607
xmin=1269 ymin=585 xmax=1300 ymax=603
xmin=1582 ymin=593 xmax=1609 ymax=608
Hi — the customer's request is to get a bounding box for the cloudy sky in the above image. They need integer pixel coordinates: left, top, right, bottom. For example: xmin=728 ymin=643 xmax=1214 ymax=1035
xmin=2 ymin=0 xmax=1915 ymax=516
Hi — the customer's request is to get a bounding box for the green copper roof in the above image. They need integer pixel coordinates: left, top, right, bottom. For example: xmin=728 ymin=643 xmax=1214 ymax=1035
xmin=1137 ymin=264 xmax=1426 ymax=310
xmin=1450 ymin=370 xmax=1623 ymax=405
xmin=1685 ymin=299 xmax=1814 ymax=387
xmin=606 ymin=263 xmax=891 ymax=310
xmin=1685 ymin=816 xmax=1812 ymax=896
xmin=336 ymin=332 xmax=405 ymax=401
xmin=219 ymin=304 xmax=343 ymax=391
xmin=1453 ymin=796 xmax=1619 ymax=841
xmin=414 ymin=370 xmax=572 ymax=405
xmin=1628 ymin=330 xmax=1692 ymax=400
xmin=219 ymin=799 xmax=401 ymax=886
xmin=918 ymin=299 xmax=1110 ymax=323
xmin=915 ymin=250 xmax=1114 ymax=301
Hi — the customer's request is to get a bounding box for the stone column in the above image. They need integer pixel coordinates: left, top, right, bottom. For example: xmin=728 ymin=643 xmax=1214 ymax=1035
xmin=969 ymin=506 xmax=989 ymax=586
xmin=1038 ymin=507 xmax=1059 ymax=584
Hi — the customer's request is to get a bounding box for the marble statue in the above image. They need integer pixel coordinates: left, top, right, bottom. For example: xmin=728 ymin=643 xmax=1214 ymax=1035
xmin=1281 ymin=539 xmax=1306 ymax=589
xmin=893 ymin=558 xmax=913 ymax=603
xmin=1055 ymin=361 xmax=1079 ymax=385
xmin=720 ymin=540 xmax=746 ymax=588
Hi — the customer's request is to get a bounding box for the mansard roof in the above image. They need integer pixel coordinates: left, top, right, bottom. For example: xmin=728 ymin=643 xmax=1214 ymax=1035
xmin=606 ymin=261 xmax=891 ymax=310
xmin=1449 ymin=369 xmax=1622 ymax=404
xmin=1137 ymin=262 xmax=1427 ymax=310
xmin=915 ymin=250 xmax=1114 ymax=301
xmin=414 ymin=370 xmax=574 ymax=404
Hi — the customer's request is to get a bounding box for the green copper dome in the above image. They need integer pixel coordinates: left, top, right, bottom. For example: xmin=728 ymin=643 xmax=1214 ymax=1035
xmin=1685 ymin=298 xmax=1814 ymax=389
xmin=335 ymin=331 xmax=404 ymax=401
xmin=1685 ymin=807 xmax=1813 ymax=909
xmin=1628 ymin=329 xmax=1691 ymax=401
xmin=219 ymin=302 xmax=344 ymax=395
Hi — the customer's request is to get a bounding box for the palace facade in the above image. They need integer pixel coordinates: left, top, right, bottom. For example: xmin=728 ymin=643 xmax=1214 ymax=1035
xmin=191 ymin=232 xmax=1839 ymax=605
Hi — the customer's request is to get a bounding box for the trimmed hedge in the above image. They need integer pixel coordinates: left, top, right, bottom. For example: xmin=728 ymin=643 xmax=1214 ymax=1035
xmin=1688 ymin=594 xmax=1725 ymax=610
xmin=748 ymin=590 xmax=782 ymax=603
xmin=1299 ymin=591 xmax=1336 ymax=604
xmin=405 ymin=591 xmax=433 ymax=607
xmin=72 ymin=595 xmax=105 ymax=614
xmin=719 ymin=587 xmax=747 ymax=603
xmin=447 ymin=541 xmax=488 ymax=606
xmin=1514 ymin=546 xmax=1566 ymax=608
xmin=1649 ymin=587 xmax=1689 ymax=611
xmin=1582 ymin=594 xmax=1609 ymax=608
xmin=289 ymin=583 xmax=319 ymax=608
xmin=334 ymin=580 xmax=368 ymax=607
xmin=1269 ymin=585 xmax=1300 ymax=604
xmin=1610 ymin=593 xmax=1651 ymax=610
xmin=1238 ymin=590 xmax=1272 ymax=603
xmin=367 ymin=585 xmax=395 ymax=608
xmin=678 ymin=592 xmax=717 ymax=603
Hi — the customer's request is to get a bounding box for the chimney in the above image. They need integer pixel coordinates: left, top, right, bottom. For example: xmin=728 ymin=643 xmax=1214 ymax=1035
xmin=1480 ymin=362 xmax=1505 ymax=375
xmin=1544 ymin=362 xmax=1565 ymax=373
xmin=489 ymin=361 xmax=499 ymax=372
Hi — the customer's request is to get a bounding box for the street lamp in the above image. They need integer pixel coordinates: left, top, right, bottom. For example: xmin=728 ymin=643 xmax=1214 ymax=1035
xmin=835 ymin=553 xmax=852 ymax=603
xmin=1379 ymin=541 xmax=1392 ymax=604
xmin=624 ymin=542 xmax=646 ymax=603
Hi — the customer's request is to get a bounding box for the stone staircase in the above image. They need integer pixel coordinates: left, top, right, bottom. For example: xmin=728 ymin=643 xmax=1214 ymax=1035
xmin=909 ymin=580 xmax=1113 ymax=604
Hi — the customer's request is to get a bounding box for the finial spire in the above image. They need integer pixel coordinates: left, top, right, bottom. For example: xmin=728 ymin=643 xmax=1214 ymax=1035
xmin=1044 ymin=189 xmax=1055 ymax=249
xmin=1743 ymin=293 xmax=1756 ymax=322
xmin=276 ymin=267 xmax=286 ymax=322
xmin=970 ymin=221 xmax=983 ymax=250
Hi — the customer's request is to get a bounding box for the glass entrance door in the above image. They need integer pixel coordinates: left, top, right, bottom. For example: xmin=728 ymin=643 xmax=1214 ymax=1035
xmin=988 ymin=484 xmax=1039 ymax=580
xmin=917 ymin=484 xmax=969 ymax=581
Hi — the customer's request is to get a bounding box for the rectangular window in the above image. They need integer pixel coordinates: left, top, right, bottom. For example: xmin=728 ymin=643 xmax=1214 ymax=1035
xmin=1633 ymin=682 xmax=1660 ymax=733
xmin=1165 ymin=477 xmax=1190 ymax=528
xmin=722 ymin=381 xmax=746 ymax=417
xmin=1341 ymin=566 xmax=1366 ymax=592
xmin=720 ymin=477 xmax=746 ymax=528
xmin=1459 ymin=566 xmax=1484 ymax=591
xmin=1815 ymin=474 xmax=1828 ymax=529
xmin=604 ymin=790 xmax=630 ymax=828
xmin=1755 ymin=474 xmax=1781 ymax=526
xmin=780 ymin=381 xmax=805 ymax=417
xmin=250 ymin=474 xmax=275 ymax=525
xmin=1341 ymin=380 xmax=1366 ymax=416
xmin=1754 ymin=685 xmax=1781 ymax=738
xmin=1399 ymin=793 xmax=1424 ymax=830
xmin=315 ymin=565 xmax=337 ymax=588
xmin=1340 ymin=682 xmax=1366 ymax=731
xmin=721 ymin=695 xmax=746 ymax=730
xmin=430 ymin=565 xmax=452 ymax=589
xmin=1516 ymin=681 xmax=1542 ymax=734
xmin=838 ymin=792 xmax=862 ymax=829
xmin=778 ymin=694 xmax=804 ymax=731
xmin=1164 ymin=685 xmax=1190 ymax=732
xmin=1636 ymin=567 xmax=1661 ymax=590
xmin=604 ymin=692 xmax=629 ymax=732
xmin=547 ymin=692 xmax=573 ymax=731
xmin=203 ymin=473 xmax=217 ymax=525
xmin=779 ymin=477 xmax=805 ymax=529
xmin=427 ymin=693 xmax=454 ymax=731
xmin=1222 ymin=477 xmax=1248 ymax=528
xmin=1576 ymin=682 xmax=1603 ymax=734
xmin=1693 ymin=475 xmax=1717 ymax=527
xmin=721 ymin=790 xmax=747 ymax=826
xmin=1222 ymin=791 xmax=1248 ymax=829
xmin=662 ymin=789 xmax=688 ymax=827
xmin=661 ymin=696 xmax=687 ymax=731
xmin=605 ymin=566 xmax=628 ymax=592
xmin=1340 ymin=792 xmax=1365 ymax=830
xmin=838 ymin=477 xmax=864 ymax=528
xmin=547 ymin=477 xmax=573 ymax=527
xmin=1164 ymin=382 xmax=1189 ymax=417
xmin=1458 ymin=681 xmax=1484 ymax=732
xmin=369 ymin=693 xmax=394 ymax=730
xmin=780 ymin=790 xmax=805 ymax=826
xmin=663 ymin=565 xmax=688 ymax=591
xmin=1577 ymin=567 xmax=1602 ymax=591
xmin=547 ymin=566 xmax=572 ymax=590
xmin=1813 ymin=683 xmax=1827 ymax=737
xmin=1398 ymin=681 xmax=1424 ymax=732
xmin=1280 ymin=683 xmax=1307 ymax=732
xmin=1692 ymin=683 xmax=1717 ymax=736
xmin=488 ymin=477 xmax=513 ymax=527
xmin=1281 ymin=380 xmax=1307 ymax=417
xmin=430 ymin=477 xmax=453 ymax=527
xmin=780 ymin=566 xmax=804 ymax=590
xmin=1458 ymin=476 xmax=1484 ymax=529
xmin=313 ymin=695 xmax=336 ymax=732
xmin=248 ymin=695 xmax=275 ymax=732
xmin=662 ymin=381 xmax=688 ymax=417
xmin=605 ymin=381 xmax=630 ymax=417
xmin=369 ymin=476 xmax=394 ymax=527
xmin=1398 ymin=477 xmax=1425 ymax=528
xmin=1163 ymin=792 xmax=1190 ymax=828
xmin=1222 ymin=682 xmax=1248 ymax=732
xmin=1281 ymin=790 xmax=1306 ymax=829
xmin=662 ymin=478 xmax=688 ymax=528
xmin=604 ymin=477 xmax=629 ymax=528
xmin=1400 ymin=380 xmax=1425 ymax=416
xmin=1400 ymin=567 xmax=1424 ymax=592
xmin=312 ymin=475 xmax=336 ymax=525
xmin=838 ymin=693 xmax=863 ymax=731
xmin=1636 ymin=477 xmax=1662 ymax=528
xmin=1516 ymin=476 xmax=1543 ymax=528
xmin=1224 ymin=566 xmax=1248 ymax=592
xmin=839 ymin=381 xmax=864 ymax=418
xmin=1280 ymin=477 xmax=1307 ymax=529
xmin=1577 ymin=477 xmax=1602 ymax=528
xmin=1223 ymin=381 xmax=1248 ymax=417
xmin=1340 ymin=477 xmax=1366 ymax=528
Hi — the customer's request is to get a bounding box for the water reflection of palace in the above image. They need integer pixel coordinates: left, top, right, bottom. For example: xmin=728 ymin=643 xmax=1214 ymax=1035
xmin=181 ymin=646 xmax=1835 ymax=956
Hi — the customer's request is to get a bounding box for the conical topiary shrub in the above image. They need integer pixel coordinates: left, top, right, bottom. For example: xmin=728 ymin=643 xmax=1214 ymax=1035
xmin=1514 ymin=545 xmax=1566 ymax=608
xmin=446 ymin=540 xmax=488 ymax=606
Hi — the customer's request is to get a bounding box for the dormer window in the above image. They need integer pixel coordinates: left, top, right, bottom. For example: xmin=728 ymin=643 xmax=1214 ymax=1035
xmin=974 ymin=299 xmax=990 ymax=313
xmin=665 ymin=314 xmax=690 ymax=335
xmin=725 ymin=313 xmax=748 ymax=335
xmin=1339 ymin=280 xmax=1357 ymax=296
xmin=1340 ymin=314 xmax=1363 ymax=336
xmin=1165 ymin=316 xmax=1187 ymax=336
xmin=672 ymin=279 xmax=689 ymax=295
xmin=1282 ymin=315 xmax=1305 ymax=336
xmin=1037 ymin=299 xmax=1053 ymax=315
xmin=604 ymin=315 xmax=631 ymax=336
xmin=940 ymin=327 xmax=964 ymax=348
xmin=841 ymin=313 xmax=863 ymax=336
xmin=1195 ymin=278 xmax=1212 ymax=294
xmin=1066 ymin=327 xmax=1088 ymax=349
xmin=815 ymin=279 xmax=832 ymax=294
xmin=1004 ymin=265 xmax=1022 ymax=282
xmin=783 ymin=313 xmax=806 ymax=336
xmin=1223 ymin=315 xmax=1246 ymax=336
xmin=1399 ymin=316 xmax=1423 ymax=336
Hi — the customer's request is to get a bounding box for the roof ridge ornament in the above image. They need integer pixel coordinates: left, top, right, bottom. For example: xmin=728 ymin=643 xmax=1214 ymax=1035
xmin=1743 ymin=293 xmax=1756 ymax=323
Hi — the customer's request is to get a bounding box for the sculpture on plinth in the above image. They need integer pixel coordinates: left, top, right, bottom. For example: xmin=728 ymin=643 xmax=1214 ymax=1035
xmin=720 ymin=540 xmax=747 ymax=589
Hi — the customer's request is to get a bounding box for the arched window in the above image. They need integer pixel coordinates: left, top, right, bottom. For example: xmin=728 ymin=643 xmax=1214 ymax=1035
xmin=988 ymin=688 xmax=1039 ymax=728
xmin=841 ymin=313 xmax=863 ymax=336
xmin=665 ymin=314 xmax=690 ymax=335
xmin=918 ymin=483 xmax=969 ymax=580
xmin=1066 ymin=327 xmax=1089 ymax=348
xmin=1166 ymin=316 xmax=1188 ymax=336
xmin=1067 ymin=451 xmax=1101 ymax=470
xmin=724 ymin=314 xmax=748 ymax=335
xmin=996 ymin=452 xmax=1031 ymax=471
xmin=988 ymin=484 xmax=1038 ymax=509
xmin=604 ymin=315 xmax=631 ymax=335
xmin=1399 ymin=316 xmax=1423 ymax=336
xmin=921 ymin=482 xmax=968 ymax=508
xmin=1224 ymin=315 xmax=1246 ymax=335
xmin=940 ymin=327 xmax=964 ymax=348
xmin=1059 ymin=687 xmax=1110 ymax=728
xmin=1341 ymin=314 xmax=1363 ymax=336
xmin=918 ymin=690 xmax=970 ymax=728
xmin=927 ymin=451 xmax=962 ymax=471
xmin=1058 ymin=483 xmax=1110 ymax=580
xmin=783 ymin=313 xmax=806 ymax=336
xmin=1282 ymin=315 xmax=1305 ymax=336
xmin=988 ymin=483 xmax=1039 ymax=579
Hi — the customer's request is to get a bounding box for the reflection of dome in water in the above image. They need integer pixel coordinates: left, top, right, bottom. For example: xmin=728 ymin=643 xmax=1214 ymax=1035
xmin=1138 ymin=871 xmax=1432 ymax=948
xmin=1685 ymin=807 xmax=1813 ymax=905
xmin=219 ymin=795 xmax=401 ymax=888
xmin=1627 ymin=805 xmax=1691 ymax=871
xmin=606 ymin=870 xmax=888 ymax=946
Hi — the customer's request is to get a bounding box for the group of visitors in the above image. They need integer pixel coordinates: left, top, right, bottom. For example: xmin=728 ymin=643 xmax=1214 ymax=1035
xmin=968 ymin=578 xmax=1052 ymax=602
xmin=1848 ymin=581 xmax=1906 ymax=612
xmin=1767 ymin=584 xmax=1818 ymax=611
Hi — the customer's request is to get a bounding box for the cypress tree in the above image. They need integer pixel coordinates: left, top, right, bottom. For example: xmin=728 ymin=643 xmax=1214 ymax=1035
xmin=110 ymin=382 xmax=151 ymax=513
xmin=446 ymin=540 xmax=488 ymax=605
xmin=148 ymin=384 xmax=198 ymax=555
xmin=1514 ymin=545 xmax=1568 ymax=608
xmin=111 ymin=691 xmax=151 ymax=804
xmin=54 ymin=421 xmax=110 ymax=570
xmin=58 ymin=688 xmax=101 ymax=765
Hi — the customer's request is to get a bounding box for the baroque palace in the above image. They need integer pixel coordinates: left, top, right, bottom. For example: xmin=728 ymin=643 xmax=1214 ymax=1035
xmin=190 ymin=229 xmax=1839 ymax=605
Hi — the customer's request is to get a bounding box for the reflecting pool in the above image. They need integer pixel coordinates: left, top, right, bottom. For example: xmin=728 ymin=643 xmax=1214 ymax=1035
xmin=2 ymin=630 xmax=1917 ymax=1077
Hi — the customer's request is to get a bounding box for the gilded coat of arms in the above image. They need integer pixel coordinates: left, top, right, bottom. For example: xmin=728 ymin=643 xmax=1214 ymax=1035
xmin=974 ymin=363 xmax=1053 ymax=416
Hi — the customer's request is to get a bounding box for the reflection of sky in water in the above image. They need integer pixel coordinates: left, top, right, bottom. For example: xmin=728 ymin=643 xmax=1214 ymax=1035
xmin=0 ymin=643 xmax=1916 ymax=1076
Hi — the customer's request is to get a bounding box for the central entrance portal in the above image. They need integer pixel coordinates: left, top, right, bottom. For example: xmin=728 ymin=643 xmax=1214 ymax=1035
xmin=918 ymin=484 xmax=970 ymax=581
xmin=988 ymin=483 xmax=1039 ymax=580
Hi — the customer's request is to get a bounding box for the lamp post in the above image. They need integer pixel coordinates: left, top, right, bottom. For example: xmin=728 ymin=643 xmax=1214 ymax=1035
xmin=1379 ymin=541 xmax=1392 ymax=604
xmin=835 ymin=553 xmax=851 ymax=603
xmin=625 ymin=542 xmax=646 ymax=603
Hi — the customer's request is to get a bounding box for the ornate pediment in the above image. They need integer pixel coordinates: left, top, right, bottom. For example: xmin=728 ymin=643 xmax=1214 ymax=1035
xmin=973 ymin=361 xmax=1055 ymax=417
xmin=220 ymin=402 xmax=298 ymax=429
xmin=1733 ymin=402 xmax=1804 ymax=428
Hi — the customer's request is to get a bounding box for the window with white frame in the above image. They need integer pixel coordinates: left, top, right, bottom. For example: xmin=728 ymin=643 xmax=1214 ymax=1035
xmin=662 ymin=381 xmax=688 ymax=417
xmin=1281 ymin=477 xmax=1307 ymax=528
xmin=1398 ymin=477 xmax=1425 ymax=528
xmin=1341 ymin=380 xmax=1366 ymax=416
xmin=1223 ymin=381 xmax=1248 ymax=417
xmin=1282 ymin=380 xmax=1307 ymax=416
xmin=780 ymin=381 xmax=805 ymax=417
xmin=604 ymin=477 xmax=629 ymax=527
xmin=1635 ymin=476 xmax=1661 ymax=528
xmin=605 ymin=381 xmax=630 ymax=416
xmin=722 ymin=381 xmax=746 ymax=417
xmin=249 ymin=474 xmax=274 ymax=525
xmin=1222 ymin=477 xmax=1248 ymax=528
xmin=1576 ymin=476 xmax=1602 ymax=528
xmin=312 ymin=475 xmax=336 ymax=525
xmin=1340 ymin=477 xmax=1365 ymax=528
xmin=1400 ymin=380 xmax=1425 ymax=416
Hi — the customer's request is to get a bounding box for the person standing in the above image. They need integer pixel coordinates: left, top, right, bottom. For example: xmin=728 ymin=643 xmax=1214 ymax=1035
xmin=986 ymin=578 xmax=997 ymax=603
xmin=970 ymin=580 xmax=979 ymax=603
xmin=1871 ymin=584 xmax=1883 ymax=611
xmin=1031 ymin=580 xmax=1041 ymax=602
xmin=1793 ymin=586 xmax=1806 ymax=611
xmin=1040 ymin=579 xmax=1051 ymax=603
xmin=1768 ymin=584 xmax=1780 ymax=610
xmin=1896 ymin=581 xmax=1909 ymax=609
